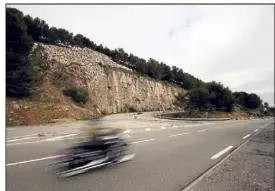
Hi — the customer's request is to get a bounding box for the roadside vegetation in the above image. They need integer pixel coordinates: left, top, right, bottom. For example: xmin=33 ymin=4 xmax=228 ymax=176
xmin=63 ymin=87 xmax=89 ymax=104
xmin=175 ymin=83 xmax=273 ymax=118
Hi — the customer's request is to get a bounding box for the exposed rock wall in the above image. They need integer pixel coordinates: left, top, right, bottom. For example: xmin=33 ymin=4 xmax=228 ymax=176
xmin=36 ymin=43 xmax=185 ymax=114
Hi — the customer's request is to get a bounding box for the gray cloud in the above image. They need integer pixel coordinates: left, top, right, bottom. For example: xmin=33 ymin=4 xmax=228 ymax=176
xmin=168 ymin=15 xmax=202 ymax=37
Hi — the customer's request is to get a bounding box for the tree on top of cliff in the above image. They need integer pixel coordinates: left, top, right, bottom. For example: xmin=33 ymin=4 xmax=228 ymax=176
xmin=234 ymin=91 xmax=262 ymax=109
xmin=264 ymin=102 xmax=269 ymax=108
xmin=6 ymin=8 xmax=34 ymax=98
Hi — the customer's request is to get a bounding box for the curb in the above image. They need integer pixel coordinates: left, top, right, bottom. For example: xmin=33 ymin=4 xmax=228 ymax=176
xmin=180 ymin=121 xmax=273 ymax=191
xmin=154 ymin=114 xmax=232 ymax=121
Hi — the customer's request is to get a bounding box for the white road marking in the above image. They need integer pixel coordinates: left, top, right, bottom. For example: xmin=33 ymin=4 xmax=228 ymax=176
xmin=197 ymin=129 xmax=210 ymax=132
xmin=7 ymin=128 xmax=16 ymax=131
xmin=6 ymin=136 xmax=40 ymax=143
xmin=6 ymin=155 xmax=62 ymax=167
xmin=132 ymin=138 xmax=155 ymax=144
xmin=185 ymin=123 xmax=214 ymax=127
xmin=45 ymin=134 xmax=77 ymax=141
xmin=124 ymin=129 xmax=132 ymax=133
xmin=7 ymin=138 xmax=155 ymax=167
xmin=211 ymin=146 xmax=234 ymax=160
xmin=242 ymin=134 xmax=251 ymax=139
xmin=254 ymin=129 xmax=259 ymax=132
xmin=161 ymin=126 xmax=166 ymax=129
xmin=7 ymin=133 xmax=41 ymax=140
xmin=145 ymin=128 xmax=151 ymax=131
xmin=7 ymin=134 xmax=79 ymax=146
xmin=169 ymin=133 xmax=189 ymax=137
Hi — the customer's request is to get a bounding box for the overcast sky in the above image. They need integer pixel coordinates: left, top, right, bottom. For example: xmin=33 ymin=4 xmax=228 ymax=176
xmin=9 ymin=5 xmax=274 ymax=106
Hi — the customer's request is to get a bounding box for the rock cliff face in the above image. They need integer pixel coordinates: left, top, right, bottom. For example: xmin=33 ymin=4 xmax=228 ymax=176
xmin=6 ymin=43 xmax=185 ymax=126
xmin=36 ymin=43 xmax=184 ymax=114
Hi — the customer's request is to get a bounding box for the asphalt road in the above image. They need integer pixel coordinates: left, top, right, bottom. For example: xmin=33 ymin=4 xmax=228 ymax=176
xmin=189 ymin=123 xmax=274 ymax=191
xmin=6 ymin=114 xmax=274 ymax=191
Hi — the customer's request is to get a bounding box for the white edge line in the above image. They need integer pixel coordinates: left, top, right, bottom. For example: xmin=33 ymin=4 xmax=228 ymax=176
xmin=6 ymin=136 xmax=40 ymax=143
xmin=7 ymin=128 xmax=16 ymax=131
xmin=254 ymin=129 xmax=259 ymax=132
xmin=7 ymin=134 xmax=78 ymax=146
xmin=242 ymin=134 xmax=251 ymax=139
xmin=7 ymin=140 xmax=50 ymax=146
xmin=211 ymin=146 xmax=234 ymax=160
xmin=7 ymin=133 xmax=40 ymax=140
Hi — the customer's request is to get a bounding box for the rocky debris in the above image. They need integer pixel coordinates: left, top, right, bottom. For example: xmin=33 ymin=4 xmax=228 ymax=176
xmin=13 ymin=104 xmax=20 ymax=110
xmin=35 ymin=43 xmax=132 ymax=72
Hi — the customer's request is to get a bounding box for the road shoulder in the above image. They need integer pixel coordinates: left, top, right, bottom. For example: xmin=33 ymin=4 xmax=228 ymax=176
xmin=188 ymin=123 xmax=274 ymax=191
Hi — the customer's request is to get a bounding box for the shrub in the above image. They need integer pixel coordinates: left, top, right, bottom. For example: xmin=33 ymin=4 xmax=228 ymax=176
xmin=128 ymin=106 xmax=137 ymax=112
xmin=101 ymin=110 xmax=108 ymax=115
xmin=63 ymin=87 xmax=89 ymax=104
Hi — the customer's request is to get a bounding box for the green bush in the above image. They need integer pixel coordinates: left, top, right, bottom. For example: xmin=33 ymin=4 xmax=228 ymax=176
xmin=101 ymin=110 xmax=108 ymax=115
xmin=128 ymin=107 xmax=137 ymax=112
xmin=63 ymin=87 xmax=89 ymax=104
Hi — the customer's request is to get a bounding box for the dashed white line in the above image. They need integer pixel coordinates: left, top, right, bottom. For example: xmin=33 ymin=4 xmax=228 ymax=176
xmin=242 ymin=134 xmax=251 ymax=139
xmin=254 ymin=129 xmax=259 ymax=133
xmin=211 ymin=146 xmax=234 ymax=160
xmin=197 ymin=129 xmax=210 ymax=132
xmin=161 ymin=126 xmax=166 ymax=129
xmin=124 ymin=129 xmax=132 ymax=133
xmin=169 ymin=133 xmax=189 ymax=137
xmin=132 ymin=139 xmax=155 ymax=144
xmin=145 ymin=128 xmax=151 ymax=131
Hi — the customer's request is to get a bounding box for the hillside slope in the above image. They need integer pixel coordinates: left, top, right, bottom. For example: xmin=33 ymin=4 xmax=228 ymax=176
xmin=6 ymin=43 xmax=184 ymax=126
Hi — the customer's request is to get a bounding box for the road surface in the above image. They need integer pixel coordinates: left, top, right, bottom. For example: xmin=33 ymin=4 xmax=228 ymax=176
xmin=6 ymin=113 xmax=274 ymax=191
